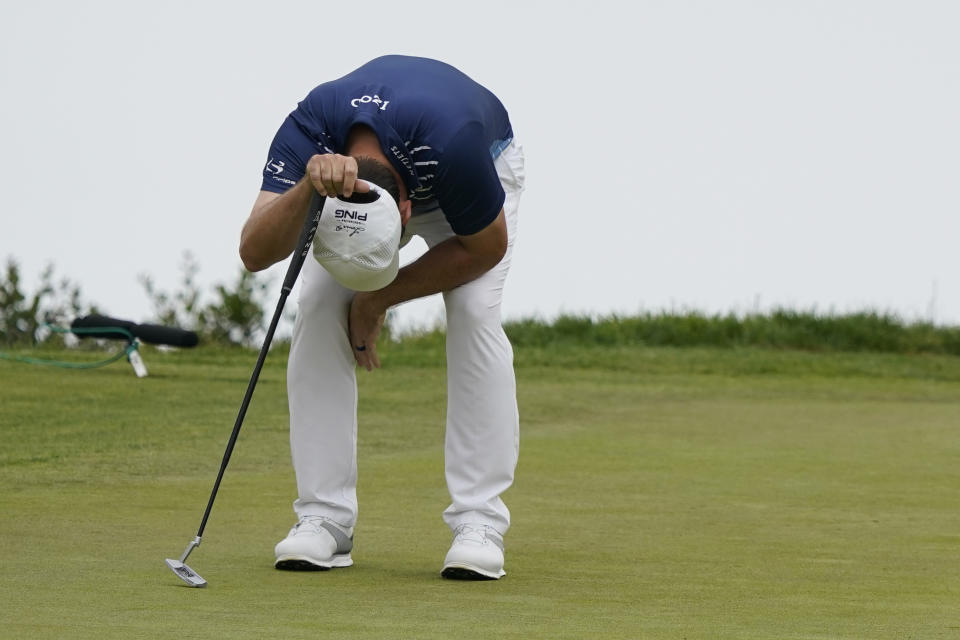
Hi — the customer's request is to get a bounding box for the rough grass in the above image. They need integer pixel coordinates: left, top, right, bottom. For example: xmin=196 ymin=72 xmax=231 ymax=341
xmin=1 ymin=341 xmax=959 ymax=639
xmin=497 ymin=310 xmax=960 ymax=354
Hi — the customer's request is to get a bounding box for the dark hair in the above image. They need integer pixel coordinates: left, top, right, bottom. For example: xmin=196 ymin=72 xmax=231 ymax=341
xmin=355 ymin=156 xmax=401 ymax=204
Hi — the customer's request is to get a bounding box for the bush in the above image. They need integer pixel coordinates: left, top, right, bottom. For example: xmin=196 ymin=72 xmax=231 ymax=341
xmin=0 ymin=258 xmax=98 ymax=346
xmin=139 ymin=252 xmax=271 ymax=347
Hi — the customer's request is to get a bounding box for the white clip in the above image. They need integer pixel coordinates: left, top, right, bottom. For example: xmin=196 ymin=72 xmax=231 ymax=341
xmin=128 ymin=347 xmax=148 ymax=378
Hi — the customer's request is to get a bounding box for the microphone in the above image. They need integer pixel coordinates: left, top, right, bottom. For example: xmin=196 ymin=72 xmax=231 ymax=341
xmin=133 ymin=322 xmax=200 ymax=348
xmin=71 ymin=315 xmax=199 ymax=348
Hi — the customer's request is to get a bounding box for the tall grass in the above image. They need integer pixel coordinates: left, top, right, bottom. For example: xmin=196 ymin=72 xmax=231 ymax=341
xmin=383 ymin=310 xmax=960 ymax=356
xmin=6 ymin=309 xmax=958 ymax=360
xmin=500 ymin=310 xmax=960 ymax=355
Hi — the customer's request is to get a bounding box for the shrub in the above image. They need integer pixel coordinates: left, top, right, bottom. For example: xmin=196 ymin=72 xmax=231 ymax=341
xmin=140 ymin=252 xmax=271 ymax=347
xmin=0 ymin=258 xmax=98 ymax=346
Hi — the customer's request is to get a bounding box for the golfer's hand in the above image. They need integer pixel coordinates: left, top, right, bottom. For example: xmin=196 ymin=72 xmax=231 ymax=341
xmin=306 ymin=154 xmax=371 ymax=198
xmin=349 ymin=292 xmax=386 ymax=371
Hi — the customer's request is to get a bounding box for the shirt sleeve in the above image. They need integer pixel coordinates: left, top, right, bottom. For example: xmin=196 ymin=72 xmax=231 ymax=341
xmin=434 ymin=122 xmax=506 ymax=236
xmin=259 ymin=116 xmax=321 ymax=193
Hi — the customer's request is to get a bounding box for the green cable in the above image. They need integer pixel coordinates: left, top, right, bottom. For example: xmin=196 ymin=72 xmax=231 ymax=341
xmin=0 ymin=325 xmax=140 ymax=370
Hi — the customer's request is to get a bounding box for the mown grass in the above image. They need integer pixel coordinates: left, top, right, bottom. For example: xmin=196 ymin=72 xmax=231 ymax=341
xmin=1 ymin=337 xmax=959 ymax=639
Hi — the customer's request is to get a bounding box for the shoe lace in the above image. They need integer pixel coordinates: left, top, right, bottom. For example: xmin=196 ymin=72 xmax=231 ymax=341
xmin=295 ymin=515 xmax=330 ymax=535
xmin=453 ymin=524 xmax=493 ymax=544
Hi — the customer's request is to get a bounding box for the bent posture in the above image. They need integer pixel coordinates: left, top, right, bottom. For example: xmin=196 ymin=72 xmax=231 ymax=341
xmin=240 ymin=55 xmax=525 ymax=579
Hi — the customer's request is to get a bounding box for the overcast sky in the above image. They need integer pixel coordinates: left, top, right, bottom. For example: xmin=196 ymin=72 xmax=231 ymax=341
xmin=2 ymin=1 xmax=958 ymax=333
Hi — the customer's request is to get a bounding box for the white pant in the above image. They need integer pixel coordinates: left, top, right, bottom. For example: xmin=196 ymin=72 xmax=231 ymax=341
xmin=286 ymin=141 xmax=525 ymax=535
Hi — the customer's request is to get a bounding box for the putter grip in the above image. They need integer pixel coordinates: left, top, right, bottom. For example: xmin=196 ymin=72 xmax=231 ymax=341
xmin=282 ymin=191 xmax=324 ymax=292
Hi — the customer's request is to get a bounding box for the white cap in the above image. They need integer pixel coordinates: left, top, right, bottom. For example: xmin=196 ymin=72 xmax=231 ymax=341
xmin=312 ymin=182 xmax=401 ymax=292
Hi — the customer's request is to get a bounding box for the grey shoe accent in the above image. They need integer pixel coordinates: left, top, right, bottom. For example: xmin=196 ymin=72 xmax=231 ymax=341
xmin=320 ymin=520 xmax=354 ymax=553
xmin=487 ymin=532 xmax=504 ymax=552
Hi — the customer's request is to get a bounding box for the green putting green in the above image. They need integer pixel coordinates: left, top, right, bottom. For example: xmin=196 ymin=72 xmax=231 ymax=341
xmin=1 ymin=344 xmax=958 ymax=639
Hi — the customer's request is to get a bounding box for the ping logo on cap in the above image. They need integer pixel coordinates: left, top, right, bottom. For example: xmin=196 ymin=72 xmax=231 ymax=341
xmin=313 ymin=181 xmax=402 ymax=292
xmin=335 ymin=209 xmax=368 ymax=221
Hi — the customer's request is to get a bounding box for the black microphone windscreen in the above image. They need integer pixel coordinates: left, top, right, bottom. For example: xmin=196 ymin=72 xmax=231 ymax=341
xmin=71 ymin=315 xmax=139 ymax=340
xmin=71 ymin=315 xmax=199 ymax=347
xmin=134 ymin=323 xmax=199 ymax=348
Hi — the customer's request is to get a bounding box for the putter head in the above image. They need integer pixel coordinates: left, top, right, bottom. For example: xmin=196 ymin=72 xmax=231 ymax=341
xmin=165 ymin=558 xmax=207 ymax=587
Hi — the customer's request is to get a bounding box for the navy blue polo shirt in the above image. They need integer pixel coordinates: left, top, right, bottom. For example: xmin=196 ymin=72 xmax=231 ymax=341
xmin=261 ymin=55 xmax=514 ymax=236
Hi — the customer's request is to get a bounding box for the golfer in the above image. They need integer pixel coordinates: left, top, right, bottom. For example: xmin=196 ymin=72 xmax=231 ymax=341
xmin=239 ymin=55 xmax=525 ymax=579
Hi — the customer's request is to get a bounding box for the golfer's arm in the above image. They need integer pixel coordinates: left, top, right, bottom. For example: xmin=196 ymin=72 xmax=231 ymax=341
xmin=369 ymin=209 xmax=508 ymax=310
xmin=239 ymin=180 xmax=315 ymax=272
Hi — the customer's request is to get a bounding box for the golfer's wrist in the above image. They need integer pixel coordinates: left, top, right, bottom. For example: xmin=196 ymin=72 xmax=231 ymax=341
xmin=357 ymin=290 xmax=389 ymax=316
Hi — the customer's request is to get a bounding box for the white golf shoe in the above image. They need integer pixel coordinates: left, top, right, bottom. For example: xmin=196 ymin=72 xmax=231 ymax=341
xmin=274 ymin=516 xmax=354 ymax=570
xmin=441 ymin=524 xmax=506 ymax=580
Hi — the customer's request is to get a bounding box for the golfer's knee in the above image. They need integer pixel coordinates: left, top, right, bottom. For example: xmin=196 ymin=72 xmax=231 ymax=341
xmin=299 ymin=279 xmax=351 ymax=322
xmin=445 ymin=288 xmax=501 ymax=330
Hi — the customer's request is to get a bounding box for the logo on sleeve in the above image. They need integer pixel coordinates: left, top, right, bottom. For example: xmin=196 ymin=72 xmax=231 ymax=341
xmin=350 ymin=94 xmax=390 ymax=111
xmin=264 ymin=157 xmax=295 ymax=185
xmin=389 ymin=145 xmax=416 ymax=181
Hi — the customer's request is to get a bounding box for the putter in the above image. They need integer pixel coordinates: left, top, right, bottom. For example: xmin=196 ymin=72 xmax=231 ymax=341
xmin=166 ymin=192 xmax=325 ymax=587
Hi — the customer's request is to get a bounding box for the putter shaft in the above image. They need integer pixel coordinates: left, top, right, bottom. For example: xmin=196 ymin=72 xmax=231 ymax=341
xmin=164 ymin=193 xmax=325 ymax=588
